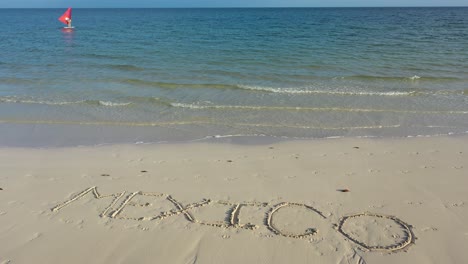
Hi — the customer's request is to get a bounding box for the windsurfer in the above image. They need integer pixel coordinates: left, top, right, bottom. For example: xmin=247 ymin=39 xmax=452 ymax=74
xmin=58 ymin=8 xmax=73 ymax=28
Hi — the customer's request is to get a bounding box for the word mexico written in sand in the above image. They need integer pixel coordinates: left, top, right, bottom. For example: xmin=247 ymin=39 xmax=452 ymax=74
xmin=52 ymin=186 xmax=416 ymax=253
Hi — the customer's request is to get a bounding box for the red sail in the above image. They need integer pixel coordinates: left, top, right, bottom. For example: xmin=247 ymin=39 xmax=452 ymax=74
xmin=58 ymin=8 xmax=72 ymax=25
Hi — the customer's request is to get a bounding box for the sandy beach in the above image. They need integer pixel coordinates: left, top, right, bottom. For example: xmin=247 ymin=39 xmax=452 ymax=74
xmin=1 ymin=135 xmax=467 ymax=263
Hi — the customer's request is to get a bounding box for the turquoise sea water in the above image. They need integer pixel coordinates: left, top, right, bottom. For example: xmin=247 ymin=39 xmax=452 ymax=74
xmin=0 ymin=8 xmax=467 ymax=146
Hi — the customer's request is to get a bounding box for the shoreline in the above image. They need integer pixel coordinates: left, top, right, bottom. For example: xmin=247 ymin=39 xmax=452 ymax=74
xmin=1 ymin=135 xmax=467 ymax=263
xmin=1 ymin=121 xmax=468 ymax=148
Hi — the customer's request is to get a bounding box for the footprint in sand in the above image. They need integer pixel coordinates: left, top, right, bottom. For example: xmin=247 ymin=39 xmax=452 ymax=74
xmin=406 ymin=201 xmax=423 ymax=206
xmin=308 ymin=237 xmax=324 ymax=245
xmin=224 ymin=177 xmax=238 ymax=181
xmin=368 ymin=204 xmax=385 ymax=209
xmin=450 ymin=202 xmax=465 ymax=207
xmin=421 ymin=227 xmax=438 ymax=232
xmin=421 ymin=165 xmax=435 ymax=169
xmin=28 ymin=232 xmax=42 ymax=241
xmin=163 ymin=177 xmax=177 ymax=182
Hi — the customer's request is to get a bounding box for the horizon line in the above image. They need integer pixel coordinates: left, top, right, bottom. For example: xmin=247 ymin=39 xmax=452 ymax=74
xmin=1 ymin=6 xmax=468 ymax=9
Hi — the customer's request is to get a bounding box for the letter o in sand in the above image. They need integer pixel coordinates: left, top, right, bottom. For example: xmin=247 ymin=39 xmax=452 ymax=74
xmin=337 ymin=212 xmax=415 ymax=252
xmin=266 ymin=202 xmax=325 ymax=239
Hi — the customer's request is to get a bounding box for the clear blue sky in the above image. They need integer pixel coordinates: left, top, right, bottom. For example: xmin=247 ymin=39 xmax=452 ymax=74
xmin=1 ymin=0 xmax=467 ymax=8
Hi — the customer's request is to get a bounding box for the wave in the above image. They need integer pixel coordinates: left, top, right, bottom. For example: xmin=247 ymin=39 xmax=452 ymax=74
xmin=0 ymin=95 xmax=180 ymax=108
xmin=0 ymin=119 xmax=405 ymax=130
xmin=102 ymin=64 xmax=145 ymax=72
xmin=0 ymin=96 xmax=132 ymax=107
xmin=232 ymin=123 xmax=403 ymax=130
xmin=118 ymin=79 xmax=465 ymax=97
xmin=97 ymin=101 xmax=132 ymax=107
xmin=79 ymin=53 xmax=134 ymax=60
xmin=237 ymin=85 xmax=417 ymax=96
xmin=120 ymin=79 xmax=420 ymax=97
xmin=0 ymin=77 xmax=36 ymax=85
xmin=0 ymin=119 xmax=212 ymax=127
xmin=191 ymin=129 xmax=468 ymax=143
xmin=120 ymin=79 xmax=240 ymax=90
xmin=0 ymin=97 xmax=84 ymax=105
xmin=122 ymin=96 xmax=174 ymax=107
xmin=340 ymin=75 xmax=462 ymax=82
xmin=170 ymin=102 xmax=468 ymax=114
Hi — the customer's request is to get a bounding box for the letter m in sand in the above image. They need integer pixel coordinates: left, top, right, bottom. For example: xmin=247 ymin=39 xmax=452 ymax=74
xmin=51 ymin=186 xmax=126 ymax=218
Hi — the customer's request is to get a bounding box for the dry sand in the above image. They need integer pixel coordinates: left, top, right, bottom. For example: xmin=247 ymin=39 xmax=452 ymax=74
xmin=0 ymin=136 xmax=467 ymax=263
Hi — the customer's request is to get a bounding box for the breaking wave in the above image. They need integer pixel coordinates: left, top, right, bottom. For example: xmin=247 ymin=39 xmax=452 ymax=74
xmin=237 ymin=85 xmax=417 ymax=96
xmin=339 ymin=75 xmax=462 ymax=82
xmin=0 ymin=96 xmax=132 ymax=107
xmin=118 ymin=79 xmax=466 ymax=97
xmin=98 ymin=101 xmax=132 ymax=107
xmin=170 ymin=102 xmax=468 ymax=114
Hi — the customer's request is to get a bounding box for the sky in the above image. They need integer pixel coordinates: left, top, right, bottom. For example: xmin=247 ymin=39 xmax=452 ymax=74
xmin=1 ymin=0 xmax=467 ymax=8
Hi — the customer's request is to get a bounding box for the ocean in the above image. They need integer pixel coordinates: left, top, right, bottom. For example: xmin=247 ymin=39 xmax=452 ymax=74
xmin=0 ymin=8 xmax=467 ymax=146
